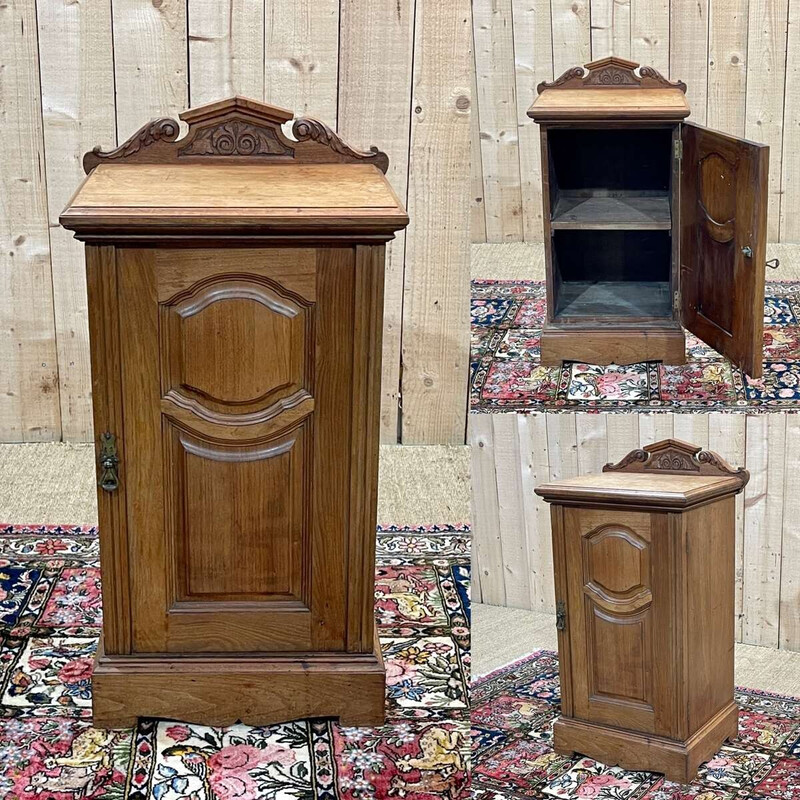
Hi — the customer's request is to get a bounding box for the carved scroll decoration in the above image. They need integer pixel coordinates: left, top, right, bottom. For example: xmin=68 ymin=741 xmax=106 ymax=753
xmin=537 ymin=56 xmax=687 ymax=95
xmin=292 ymin=118 xmax=390 ymax=173
xmin=179 ymin=121 xmax=291 ymax=158
xmin=603 ymin=438 xmax=749 ymax=488
xmin=83 ymin=96 xmax=389 ymax=174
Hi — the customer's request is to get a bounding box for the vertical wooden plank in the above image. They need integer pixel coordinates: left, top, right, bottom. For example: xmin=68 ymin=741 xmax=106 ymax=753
xmin=551 ymin=0 xmax=592 ymax=75
xmin=779 ymin=414 xmax=800 ymax=650
xmin=474 ymin=0 xmax=524 ymax=241
xmin=512 ymin=0 xmax=553 ymax=242
xmin=0 ymin=0 xmax=60 ymax=442
xmin=780 ymin=0 xmax=800 ymax=241
xmin=745 ymin=0 xmax=789 ymax=242
xmin=518 ymin=413 xmax=552 ymax=610
xmin=188 ymin=0 xmax=265 ymax=105
xmin=469 ymin=414 xmax=505 ymax=605
xmin=742 ymin=414 xmax=786 ymax=648
xmin=38 ymin=0 xmax=116 ymax=442
xmin=614 ymin=0 xmax=633 ymax=59
xmin=575 ymin=413 xmax=607 ymax=474
xmin=470 ymin=35 xmax=487 ymax=243
xmin=670 ymin=0 xmax=710 ymax=124
xmin=263 ymin=0 xmax=339 ymax=122
xmin=546 ymin=414 xmax=578 ymax=481
xmin=708 ymin=413 xmax=747 ymax=642
xmin=630 ymin=0 xmax=669 ymax=73
xmin=541 ymin=415 xmax=577 ymax=613
xmin=493 ymin=414 xmax=531 ymax=608
xmin=638 ymin=412 xmax=674 ymax=445
xmin=339 ymin=0 xmax=415 ymax=444
xmin=590 ymin=0 xmax=615 ymax=59
xmin=707 ymin=0 xmax=749 ymax=135
xmin=112 ymin=0 xmax=188 ymax=138
xmin=605 ymin=414 xmax=640 ymax=462
xmin=673 ymin=413 xmax=710 ymax=449
xmin=591 ymin=0 xmax=632 ymax=60
xmin=401 ymin=0 xmax=471 ymax=443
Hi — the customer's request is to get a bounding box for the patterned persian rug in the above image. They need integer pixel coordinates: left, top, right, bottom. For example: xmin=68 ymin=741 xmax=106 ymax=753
xmin=471 ymin=280 xmax=800 ymax=412
xmin=0 ymin=523 xmax=470 ymax=800
xmin=471 ymin=650 xmax=800 ymax=800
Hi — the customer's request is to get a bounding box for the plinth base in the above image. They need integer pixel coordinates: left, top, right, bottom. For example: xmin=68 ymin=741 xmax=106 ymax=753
xmin=553 ymin=702 xmax=739 ymax=784
xmin=91 ymin=637 xmax=386 ymax=729
xmin=540 ymin=321 xmax=686 ymax=366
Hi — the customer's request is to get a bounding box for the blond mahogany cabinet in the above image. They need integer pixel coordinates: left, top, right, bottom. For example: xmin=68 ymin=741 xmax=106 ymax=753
xmin=61 ymin=97 xmax=408 ymax=728
xmin=535 ymin=439 xmax=749 ymax=783
xmin=528 ymin=57 xmax=772 ymax=377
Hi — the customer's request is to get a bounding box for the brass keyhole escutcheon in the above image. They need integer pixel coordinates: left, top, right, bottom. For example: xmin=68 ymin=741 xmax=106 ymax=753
xmin=98 ymin=432 xmax=120 ymax=493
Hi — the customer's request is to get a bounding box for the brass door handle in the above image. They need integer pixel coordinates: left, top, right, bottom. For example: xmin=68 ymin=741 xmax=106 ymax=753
xmin=98 ymin=432 xmax=120 ymax=492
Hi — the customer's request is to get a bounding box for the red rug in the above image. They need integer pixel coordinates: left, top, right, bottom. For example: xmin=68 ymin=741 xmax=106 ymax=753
xmin=471 ymin=280 xmax=800 ymax=412
xmin=0 ymin=523 xmax=470 ymax=799
xmin=471 ymin=650 xmax=800 ymax=799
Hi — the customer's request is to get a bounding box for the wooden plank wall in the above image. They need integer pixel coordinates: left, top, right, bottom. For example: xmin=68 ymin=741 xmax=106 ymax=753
xmin=472 ymin=0 xmax=798 ymax=243
xmin=469 ymin=411 xmax=800 ymax=651
xmin=0 ymin=0 xmax=471 ymax=446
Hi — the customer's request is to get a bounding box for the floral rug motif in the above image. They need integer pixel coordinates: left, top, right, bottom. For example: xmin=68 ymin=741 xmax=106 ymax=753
xmin=0 ymin=523 xmax=470 ymax=799
xmin=471 ymin=280 xmax=800 ymax=412
xmin=471 ymin=650 xmax=800 ymax=799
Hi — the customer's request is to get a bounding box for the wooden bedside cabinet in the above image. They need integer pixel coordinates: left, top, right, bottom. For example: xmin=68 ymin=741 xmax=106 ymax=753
xmin=60 ymin=97 xmax=408 ymax=728
xmin=534 ymin=439 xmax=749 ymax=783
xmin=528 ymin=56 xmax=770 ymax=377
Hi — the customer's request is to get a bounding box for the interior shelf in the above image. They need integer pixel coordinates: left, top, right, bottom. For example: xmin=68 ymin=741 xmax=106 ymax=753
xmin=555 ymin=280 xmax=672 ymax=318
xmin=551 ymin=193 xmax=671 ymax=230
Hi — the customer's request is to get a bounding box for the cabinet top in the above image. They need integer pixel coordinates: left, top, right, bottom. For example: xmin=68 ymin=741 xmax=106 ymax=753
xmin=60 ymin=163 xmax=408 ymax=239
xmin=535 ymin=439 xmax=749 ymax=509
xmin=528 ymin=57 xmax=690 ymax=122
xmin=59 ymin=96 xmax=408 ymax=241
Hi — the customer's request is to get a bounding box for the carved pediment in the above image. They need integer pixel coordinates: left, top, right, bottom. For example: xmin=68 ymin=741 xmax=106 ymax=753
xmin=603 ymin=438 xmax=749 ymax=487
xmin=179 ymin=119 xmax=292 ymax=158
xmin=83 ymin=96 xmax=389 ymax=174
xmin=537 ymin=57 xmax=687 ymax=94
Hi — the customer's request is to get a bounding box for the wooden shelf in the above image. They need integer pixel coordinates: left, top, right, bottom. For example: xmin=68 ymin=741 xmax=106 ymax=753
xmin=552 ymin=194 xmax=671 ymax=230
xmin=555 ymin=280 xmax=672 ymax=318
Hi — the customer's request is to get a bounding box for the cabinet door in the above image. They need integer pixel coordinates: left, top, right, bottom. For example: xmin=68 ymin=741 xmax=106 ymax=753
xmin=561 ymin=508 xmax=676 ymax=736
xmin=115 ymin=247 xmax=367 ymax=654
xmin=680 ymin=122 xmax=768 ymax=378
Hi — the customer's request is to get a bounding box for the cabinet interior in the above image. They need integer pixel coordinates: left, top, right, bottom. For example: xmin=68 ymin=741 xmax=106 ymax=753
xmin=547 ymin=127 xmax=675 ymax=320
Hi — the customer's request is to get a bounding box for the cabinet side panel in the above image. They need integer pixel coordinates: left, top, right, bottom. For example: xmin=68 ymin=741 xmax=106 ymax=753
xmin=313 ymin=247 xmax=355 ymax=650
xmin=86 ymin=246 xmax=131 ymax=655
xmin=118 ymin=249 xmax=169 ymax=653
xmin=686 ymin=497 xmax=736 ymax=734
xmin=551 ymin=505 xmax=573 ymax=716
xmin=348 ymin=245 xmax=385 ymax=652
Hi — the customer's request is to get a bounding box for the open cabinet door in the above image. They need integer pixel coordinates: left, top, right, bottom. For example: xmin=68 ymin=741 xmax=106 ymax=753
xmin=680 ymin=122 xmax=768 ymax=378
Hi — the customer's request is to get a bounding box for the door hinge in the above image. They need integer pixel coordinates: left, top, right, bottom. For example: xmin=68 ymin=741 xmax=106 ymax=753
xmin=555 ymin=600 xmax=567 ymax=632
xmin=674 ymin=138 xmax=683 ymax=161
xmin=98 ymin=432 xmax=120 ymax=493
